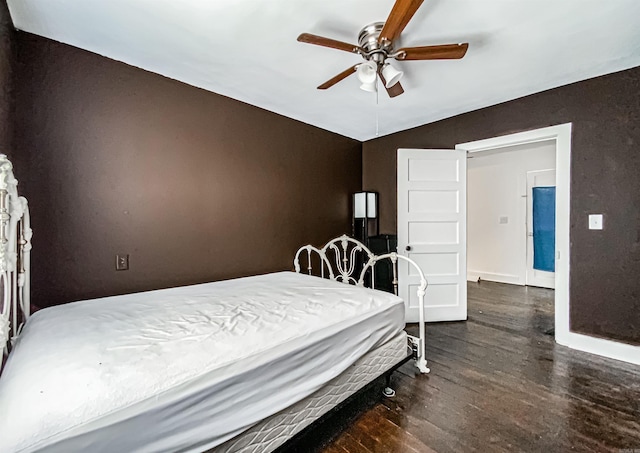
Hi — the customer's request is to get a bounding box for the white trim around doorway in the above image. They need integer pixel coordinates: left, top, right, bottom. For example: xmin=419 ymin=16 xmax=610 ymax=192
xmin=456 ymin=123 xmax=640 ymax=366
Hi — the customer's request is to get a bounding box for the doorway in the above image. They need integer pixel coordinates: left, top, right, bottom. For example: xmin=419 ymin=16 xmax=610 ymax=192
xmin=466 ymin=141 xmax=556 ymax=288
xmin=456 ymin=124 xmax=571 ymax=346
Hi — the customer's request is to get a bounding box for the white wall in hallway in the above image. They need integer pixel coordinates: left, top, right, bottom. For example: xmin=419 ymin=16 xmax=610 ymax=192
xmin=467 ymin=140 xmax=556 ymax=285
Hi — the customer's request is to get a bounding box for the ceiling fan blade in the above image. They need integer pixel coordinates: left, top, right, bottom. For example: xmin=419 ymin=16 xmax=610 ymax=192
xmin=385 ymin=81 xmax=405 ymax=98
xmin=395 ymin=43 xmax=469 ymax=60
xmin=378 ymin=67 xmax=405 ymax=98
xmin=317 ymin=65 xmax=358 ymax=90
xmin=297 ymin=33 xmax=360 ymax=54
xmin=379 ymin=0 xmax=424 ymax=44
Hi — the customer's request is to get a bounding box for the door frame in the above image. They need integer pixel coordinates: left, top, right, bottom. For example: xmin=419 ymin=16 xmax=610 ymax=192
xmin=456 ymin=123 xmax=640 ymax=366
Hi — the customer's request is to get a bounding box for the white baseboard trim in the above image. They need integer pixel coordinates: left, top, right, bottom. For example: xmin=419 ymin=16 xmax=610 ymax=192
xmin=556 ymin=331 xmax=640 ymax=366
xmin=467 ymin=272 xmax=480 ymax=282
xmin=467 ymin=270 xmax=523 ymax=286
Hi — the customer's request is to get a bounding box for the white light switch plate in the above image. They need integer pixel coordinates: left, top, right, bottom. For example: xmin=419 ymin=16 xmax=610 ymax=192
xmin=588 ymin=214 xmax=603 ymax=230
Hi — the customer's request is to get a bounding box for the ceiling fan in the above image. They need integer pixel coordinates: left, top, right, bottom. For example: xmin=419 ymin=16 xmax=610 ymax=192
xmin=297 ymin=0 xmax=468 ymax=98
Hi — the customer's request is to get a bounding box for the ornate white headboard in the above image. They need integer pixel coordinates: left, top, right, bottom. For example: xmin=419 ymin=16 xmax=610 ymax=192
xmin=0 ymin=154 xmax=32 ymax=358
xmin=294 ymin=235 xmax=429 ymax=373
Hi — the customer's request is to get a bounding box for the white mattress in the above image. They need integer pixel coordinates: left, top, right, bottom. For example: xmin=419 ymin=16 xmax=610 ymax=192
xmin=0 ymin=272 xmax=405 ymax=453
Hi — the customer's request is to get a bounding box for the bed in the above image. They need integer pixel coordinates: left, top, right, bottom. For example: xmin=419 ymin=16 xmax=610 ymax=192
xmin=0 ymin=154 xmax=429 ymax=453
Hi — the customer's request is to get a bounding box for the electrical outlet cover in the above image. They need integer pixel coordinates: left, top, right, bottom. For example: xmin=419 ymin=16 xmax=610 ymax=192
xmin=116 ymin=254 xmax=129 ymax=270
xmin=588 ymin=214 xmax=603 ymax=230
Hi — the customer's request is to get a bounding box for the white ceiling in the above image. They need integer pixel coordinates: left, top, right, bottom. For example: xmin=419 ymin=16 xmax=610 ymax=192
xmin=7 ymin=0 xmax=640 ymax=141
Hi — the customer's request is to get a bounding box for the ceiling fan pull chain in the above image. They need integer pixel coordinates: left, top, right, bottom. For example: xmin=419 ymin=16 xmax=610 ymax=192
xmin=375 ymin=82 xmax=380 ymax=137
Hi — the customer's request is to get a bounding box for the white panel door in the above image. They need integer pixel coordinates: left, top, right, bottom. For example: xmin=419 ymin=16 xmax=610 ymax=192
xmin=398 ymin=149 xmax=467 ymax=322
xmin=526 ymin=169 xmax=556 ymax=289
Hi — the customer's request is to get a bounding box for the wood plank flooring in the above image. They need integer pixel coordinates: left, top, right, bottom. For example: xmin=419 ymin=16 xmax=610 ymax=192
xmin=281 ymin=281 xmax=640 ymax=453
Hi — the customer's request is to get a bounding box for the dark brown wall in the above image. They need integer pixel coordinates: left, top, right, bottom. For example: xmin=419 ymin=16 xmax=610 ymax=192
xmin=363 ymin=66 xmax=640 ymax=346
xmin=13 ymin=33 xmax=361 ymax=307
xmin=0 ymin=0 xmax=13 ymax=154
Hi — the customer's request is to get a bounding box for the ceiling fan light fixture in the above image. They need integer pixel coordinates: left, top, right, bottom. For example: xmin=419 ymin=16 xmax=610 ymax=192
xmin=381 ymin=62 xmax=403 ymax=88
xmin=356 ymin=60 xmax=377 ymax=84
xmin=359 ymin=80 xmax=378 ymax=92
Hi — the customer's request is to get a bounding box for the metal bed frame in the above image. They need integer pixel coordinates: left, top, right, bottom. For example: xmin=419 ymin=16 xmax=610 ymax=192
xmin=294 ymin=234 xmax=430 ymax=374
xmin=0 ymin=154 xmax=32 ymax=360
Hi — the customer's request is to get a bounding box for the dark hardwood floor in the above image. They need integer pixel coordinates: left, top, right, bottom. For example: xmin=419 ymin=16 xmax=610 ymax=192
xmin=283 ymin=281 xmax=640 ymax=453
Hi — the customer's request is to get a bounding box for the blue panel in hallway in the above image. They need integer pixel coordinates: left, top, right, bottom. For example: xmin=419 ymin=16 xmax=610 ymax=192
xmin=533 ymin=186 xmax=556 ymax=272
